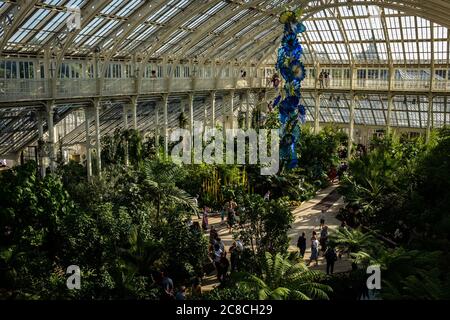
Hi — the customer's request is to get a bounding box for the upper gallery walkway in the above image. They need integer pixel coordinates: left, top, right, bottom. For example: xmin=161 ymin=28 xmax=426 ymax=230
xmin=1 ymin=60 xmax=450 ymax=105
xmin=2 ymin=77 xmax=449 ymax=105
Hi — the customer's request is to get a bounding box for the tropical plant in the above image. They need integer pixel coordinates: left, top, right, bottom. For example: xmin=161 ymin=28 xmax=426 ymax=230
xmin=234 ymin=194 xmax=293 ymax=255
xmin=141 ymin=160 xmax=198 ymax=221
xmin=236 ymin=252 xmax=331 ymax=300
xmin=328 ymin=227 xmax=382 ymax=261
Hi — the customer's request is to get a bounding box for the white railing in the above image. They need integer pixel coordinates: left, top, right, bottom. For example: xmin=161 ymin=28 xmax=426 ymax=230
xmin=103 ymin=78 xmax=136 ymax=95
xmin=1 ymin=77 xmax=448 ymax=102
xmin=192 ymin=78 xmax=212 ymax=91
xmin=57 ymin=79 xmax=97 ymax=97
xmin=141 ymin=78 xmax=167 ymax=93
xmin=392 ymin=80 xmax=429 ymax=90
xmin=0 ymin=79 xmax=50 ymax=100
xmin=354 ymin=79 xmax=389 ymax=90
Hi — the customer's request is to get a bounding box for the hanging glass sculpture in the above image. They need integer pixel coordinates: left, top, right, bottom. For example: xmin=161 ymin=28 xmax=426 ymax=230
xmin=273 ymin=8 xmax=307 ymax=169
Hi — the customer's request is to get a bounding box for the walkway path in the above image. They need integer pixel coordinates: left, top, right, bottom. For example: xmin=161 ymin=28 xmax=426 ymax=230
xmin=197 ymin=183 xmax=351 ymax=292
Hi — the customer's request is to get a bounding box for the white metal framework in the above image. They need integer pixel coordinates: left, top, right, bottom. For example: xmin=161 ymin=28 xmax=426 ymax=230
xmin=0 ymin=0 xmax=449 ymax=168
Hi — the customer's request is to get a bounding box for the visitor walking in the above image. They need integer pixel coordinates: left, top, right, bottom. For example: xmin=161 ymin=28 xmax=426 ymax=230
xmin=209 ymin=226 xmax=218 ymax=244
xmin=271 ymin=73 xmax=280 ymax=88
xmin=325 ymin=247 xmax=338 ymax=275
xmin=175 ymin=286 xmax=186 ymax=300
xmin=319 ymin=71 xmax=324 ymax=88
xmin=194 ymin=194 xmax=200 ymax=219
xmin=319 ymin=209 xmax=326 ymax=229
xmin=213 ymin=243 xmax=223 ymax=279
xmin=320 ymin=225 xmax=329 ymax=254
xmin=236 ymin=239 xmax=244 ymax=251
xmin=202 ymin=207 xmax=209 ymax=231
xmin=161 ymin=271 xmax=174 ymax=300
xmin=324 ymin=71 xmax=329 ymax=87
xmin=227 ymin=199 xmax=236 ymax=233
xmin=308 ymin=234 xmax=319 ymax=266
xmin=297 ymin=232 xmax=307 ymax=258
xmin=221 ymin=203 xmax=227 ymax=224
xmin=217 ymin=252 xmax=230 ymax=283
xmin=191 ymin=277 xmax=202 ymax=299
xmin=215 ymin=237 xmax=225 ymax=252
xmin=328 ymin=166 xmax=337 ymax=183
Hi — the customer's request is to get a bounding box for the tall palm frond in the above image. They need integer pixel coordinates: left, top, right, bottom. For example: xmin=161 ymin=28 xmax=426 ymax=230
xmin=142 ymin=161 xmax=198 ymax=220
xmin=237 ymin=252 xmax=331 ymax=300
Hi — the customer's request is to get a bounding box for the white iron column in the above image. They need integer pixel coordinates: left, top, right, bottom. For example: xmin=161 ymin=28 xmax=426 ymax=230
xmin=123 ymin=104 xmax=129 ymax=166
xmin=163 ymin=94 xmax=169 ymax=158
xmin=37 ymin=111 xmax=45 ymax=177
xmin=155 ymin=103 xmax=160 ymax=150
xmin=188 ymin=92 xmax=194 ymax=138
xmin=314 ymin=92 xmax=321 ymax=134
xmin=131 ymin=96 xmax=138 ymax=129
xmin=386 ymin=93 xmax=393 ymax=134
xmin=46 ymin=102 xmax=56 ymax=173
xmin=229 ymin=90 xmax=235 ymax=129
xmin=210 ymin=91 xmax=216 ymax=128
xmin=426 ymin=93 xmax=433 ymax=144
xmin=203 ymin=98 xmax=208 ymax=128
xmin=245 ymin=90 xmax=250 ymax=129
xmin=94 ymin=99 xmax=101 ymax=175
xmin=84 ymin=106 xmax=92 ymax=180
xmin=348 ymin=93 xmax=356 ymax=159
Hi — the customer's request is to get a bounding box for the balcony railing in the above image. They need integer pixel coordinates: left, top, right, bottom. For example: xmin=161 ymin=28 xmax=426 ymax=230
xmin=1 ymin=77 xmax=448 ymax=102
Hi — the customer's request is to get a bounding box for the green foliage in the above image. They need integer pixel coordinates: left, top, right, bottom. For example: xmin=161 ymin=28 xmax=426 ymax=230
xmin=338 ymin=133 xmax=427 ymax=231
xmin=334 ymin=128 xmax=450 ymax=300
xmin=0 ymin=158 xmax=208 ymax=300
xmin=234 ymin=193 xmax=293 ymax=255
xmin=298 ymin=125 xmax=347 ymax=183
xmin=202 ymin=284 xmax=258 ymax=300
xmin=236 ymin=252 xmax=331 ymax=300
xmin=141 ymin=159 xmax=198 ymax=221
xmin=101 ymin=129 xmax=151 ymax=168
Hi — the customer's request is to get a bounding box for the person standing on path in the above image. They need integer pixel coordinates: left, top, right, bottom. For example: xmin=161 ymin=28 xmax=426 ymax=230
xmin=202 ymin=206 xmax=209 ymax=231
xmin=217 ymin=252 xmax=230 ymax=283
xmin=308 ymin=234 xmax=319 ymax=266
xmin=325 ymin=247 xmax=338 ymax=275
xmin=193 ymin=194 xmax=200 ymax=219
xmin=229 ymin=242 xmax=239 ymax=272
xmin=227 ymin=199 xmax=237 ymax=233
xmin=319 ymin=209 xmax=326 ymax=230
xmin=209 ymin=226 xmax=218 ymax=244
xmin=297 ymin=232 xmax=307 ymax=258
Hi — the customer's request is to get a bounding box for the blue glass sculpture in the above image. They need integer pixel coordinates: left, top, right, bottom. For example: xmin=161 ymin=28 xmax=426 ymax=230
xmin=273 ymin=9 xmax=307 ymax=169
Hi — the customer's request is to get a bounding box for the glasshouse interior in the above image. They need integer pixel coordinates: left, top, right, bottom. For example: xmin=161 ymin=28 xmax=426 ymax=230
xmin=1 ymin=0 xmax=450 ymax=301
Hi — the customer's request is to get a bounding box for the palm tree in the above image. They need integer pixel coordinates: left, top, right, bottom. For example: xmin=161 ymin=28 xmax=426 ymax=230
xmin=370 ymin=248 xmax=449 ymax=300
xmin=142 ymin=161 xmax=198 ymax=221
xmin=328 ymin=227 xmax=381 ymax=261
xmin=237 ymin=252 xmax=331 ymax=300
xmin=118 ymin=226 xmax=164 ymax=275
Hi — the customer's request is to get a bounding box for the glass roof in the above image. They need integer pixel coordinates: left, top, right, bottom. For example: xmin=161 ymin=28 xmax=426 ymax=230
xmin=1 ymin=0 xmax=450 ymax=155
xmin=0 ymin=0 xmax=446 ymax=65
